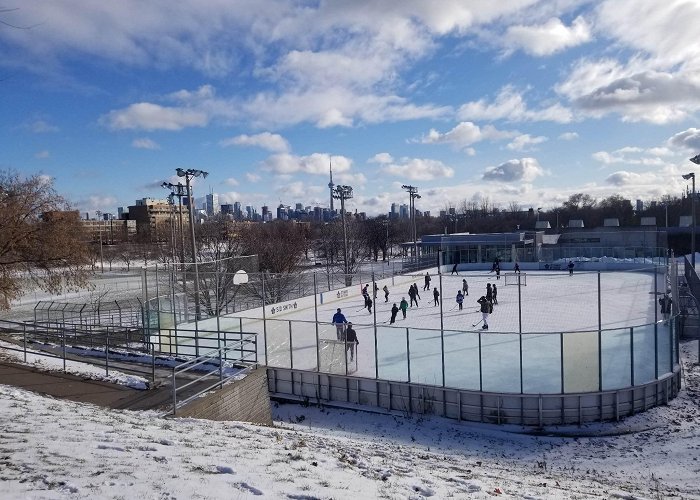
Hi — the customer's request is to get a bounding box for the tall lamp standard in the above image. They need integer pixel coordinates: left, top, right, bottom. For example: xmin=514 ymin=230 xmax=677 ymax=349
xmin=401 ymin=185 xmax=420 ymax=261
xmin=176 ymin=168 xmax=209 ymax=320
xmin=95 ymin=210 xmax=104 ymax=273
xmin=332 ymin=185 xmax=353 ymax=283
xmin=683 ymin=166 xmax=697 ymax=268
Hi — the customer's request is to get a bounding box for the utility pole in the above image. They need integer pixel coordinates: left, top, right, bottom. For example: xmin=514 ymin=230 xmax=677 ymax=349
xmin=332 ymin=185 xmax=353 ymax=285
xmin=402 ymin=185 xmax=420 ymax=262
xmin=95 ymin=210 xmax=104 ymax=273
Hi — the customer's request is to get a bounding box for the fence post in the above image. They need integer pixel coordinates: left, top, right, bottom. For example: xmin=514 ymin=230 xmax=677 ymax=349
xmin=172 ymin=367 xmax=177 ymax=416
xmin=598 ymin=271 xmax=602 ymax=391
xmin=22 ymin=323 xmax=27 ymax=363
xmin=262 ymin=272 xmax=268 ymax=365
xmin=406 ymin=327 xmax=411 ymax=383
xmin=288 ymin=320 xmax=294 ymax=369
xmin=630 ymin=327 xmax=635 ymax=386
xmin=62 ymin=328 xmax=66 ymax=374
xmin=105 ymin=326 xmax=110 ymax=376
xmin=438 ymin=272 xmax=445 ymax=387
xmin=152 ymin=343 xmax=156 ymax=386
xmin=313 ymin=273 xmax=320 ymax=372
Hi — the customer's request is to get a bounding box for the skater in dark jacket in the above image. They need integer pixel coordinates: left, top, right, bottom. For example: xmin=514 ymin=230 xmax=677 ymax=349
xmin=492 ymin=284 xmax=498 ymax=305
xmin=383 ymin=285 xmax=390 ymax=302
xmin=433 ymin=287 xmax=440 ymax=306
xmin=423 ymin=272 xmax=431 ymax=291
xmin=486 ymin=283 xmax=493 ymax=302
xmin=366 ymin=296 xmax=373 ymax=314
xmin=477 ymin=296 xmax=493 ymax=329
xmin=390 ymin=303 xmax=399 ymax=324
xmin=456 ymin=290 xmax=464 ymax=310
xmin=344 ymin=323 xmax=358 ymax=361
xmin=408 ymin=285 xmax=418 ymax=307
xmin=462 ymin=278 xmax=468 ymax=296
xmin=413 ymin=283 xmax=421 ymax=301
xmin=568 ymin=261 xmax=575 ymax=276
xmin=451 ymin=263 xmax=458 ymax=275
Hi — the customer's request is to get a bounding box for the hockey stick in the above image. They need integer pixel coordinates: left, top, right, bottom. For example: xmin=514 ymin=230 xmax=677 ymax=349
xmin=471 ymin=318 xmax=483 ymax=327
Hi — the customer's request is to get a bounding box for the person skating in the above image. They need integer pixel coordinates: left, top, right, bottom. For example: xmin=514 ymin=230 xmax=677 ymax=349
xmin=486 ymin=282 xmax=493 ymax=302
xmin=477 ymin=295 xmax=493 ymax=329
xmin=492 ymin=283 xmax=498 ymax=305
xmin=383 ymin=284 xmax=390 ymax=302
xmin=456 ymin=290 xmax=464 ymax=310
xmin=413 ymin=283 xmax=421 ymax=301
xmin=659 ymin=293 xmax=672 ymax=322
xmin=399 ymin=297 xmax=409 ymax=318
xmin=495 ymin=265 xmax=501 ymax=280
xmin=514 ymin=262 xmax=520 ymax=273
xmin=568 ymin=260 xmax=575 ymax=276
xmin=332 ymin=308 xmax=347 ymax=340
xmin=390 ymin=303 xmax=399 ymax=324
xmin=361 ymin=284 xmax=369 ymax=306
xmin=366 ymin=296 xmax=373 ymax=314
xmin=462 ymin=278 xmax=469 ymax=296
xmin=433 ymin=287 xmax=440 ymax=306
xmin=423 ymin=272 xmax=431 ymax=291
xmin=373 ymin=282 xmax=379 ymax=299
xmin=344 ymin=322 xmax=358 ymax=361
xmin=451 ymin=263 xmax=458 ymax=275
xmin=408 ymin=285 xmax=418 ymax=307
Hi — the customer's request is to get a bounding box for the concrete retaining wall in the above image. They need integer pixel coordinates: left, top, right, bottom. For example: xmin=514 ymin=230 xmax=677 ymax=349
xmin=177 ymin=367 xmax=272 ymax=425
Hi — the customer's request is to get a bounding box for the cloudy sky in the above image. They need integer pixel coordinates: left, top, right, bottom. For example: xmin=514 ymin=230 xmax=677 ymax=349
xmin=2 ymin=0 xmax=700 ymax=216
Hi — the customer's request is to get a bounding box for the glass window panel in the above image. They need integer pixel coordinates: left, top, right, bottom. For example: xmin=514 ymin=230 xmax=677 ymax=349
xmin=522 ymin=333 xmax=561 ymax=394
xmin=632 ymin=323 xmax=655 ymax=384
xmin=377 ymin=325 xmax=409 ymax=382
xmin=563 ymin=331 xmax=599 ymax=393
xmin=656 ymin=323 xmax=672 ymax=377
xmin=481 ymin=332 xmax=520 ymax=393
xmin=265 ymin=319 xmax=291 ymax=368
xmin=408 ymin=328 xmax=444 ymax=386
xmin=443 ymin=329 xmax=480 ymax=390
xmin=601 ymin=328 xmax=631 ymax=390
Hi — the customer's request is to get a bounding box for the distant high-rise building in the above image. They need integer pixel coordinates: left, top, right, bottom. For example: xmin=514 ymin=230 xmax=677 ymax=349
xmin=636 ymin=199 xmax=643 ymax=212
xmin=262 ymin=205 xmax=269 ymax=221
xmin=221 ymin=204 xmax=233 ymax=215
xmin=390 ymin=203 xmax=399 ymax=219
xmin=205 ymin=192 xmax=220 ymax=216
xmin=234 ymin=201 xmax=242 ymax=219
xmin=246 ymin=205 xmax=253 ymax=219
xmin=399 ymin=204 xmax=409 ymax=219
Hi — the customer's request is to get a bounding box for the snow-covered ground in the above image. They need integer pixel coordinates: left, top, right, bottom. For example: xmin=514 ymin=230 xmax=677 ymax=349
xmin=0 ymin=340 xmax=698 ymax=499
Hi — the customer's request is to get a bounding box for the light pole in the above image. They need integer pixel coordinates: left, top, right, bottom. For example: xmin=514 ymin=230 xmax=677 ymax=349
xmin=402 ymin=185 xmax=420 ymax=261
xmin=332 ymin=185 xmax=353 ymax=283
xmin=176 ymin=168 xmax=209 ymax=320
xmin=383 ymin=218 xmax=390 ymax=263
xmin=95 ymin=210 xmax=104 ymax=273
xmin=683 ymin=167 xmax=697 ymax=268
xmin=162 ymin=182 xmax=188 ymax=264
xmin=536 ymin=207 xmax=542 ymax=223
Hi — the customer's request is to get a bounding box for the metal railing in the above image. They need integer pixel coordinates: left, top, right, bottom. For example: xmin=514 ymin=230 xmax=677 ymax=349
xmin=169 ymin=337 xmax=258 ymax=416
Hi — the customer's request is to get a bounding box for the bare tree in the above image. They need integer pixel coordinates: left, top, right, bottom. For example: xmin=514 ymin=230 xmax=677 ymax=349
xmin=0 ymin=171 xmax=91 ymax=308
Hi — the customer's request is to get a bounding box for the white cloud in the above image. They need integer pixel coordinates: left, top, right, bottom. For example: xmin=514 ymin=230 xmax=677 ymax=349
xmin=223 ymin=178 xmax=239 ymax=187
xmin=668 ymin=128 xmax=700 ymax=152
xmin=383 ymin=158 xmax=454 ymax=181
xmin=592 ymin=147 xmax=667 ymax=166
xmin=219 ymin=132 xmax=290 ymax=153
xmin=418 ymin=122 xmax=517 ymax=150
xmin=503 ymin=16 xmax=591 ymax=57
xmin=369 ymin=153 xmax=393 ymax=164
xmin=558 ymin=132 xmax=579 ymax=141
xmin=131 ymin=137 xmax=160 ymax=150
xmin=100 ymin=102 xmax=208 ymax=131
xmin=458 ymin=86 xmax=573 ymax=123
xmin=506 ymin=134 xmax=547 ymax=152
xmin=261 ymin=153 xmax=351 ymax=176
xmin=605 ymin=170 xmax=660 ymax=187
xmin=336 ymin=172 xmax=368 ymax=187
xmin=25 ymin=119 xmax=59 ymax=133
xmin=482 ymin=158 xmax=544 ymax=183
xmin=34 ymin=150 xmax=50 ymax=159
xmin=246 ymin=172 xmax=261 ymax=183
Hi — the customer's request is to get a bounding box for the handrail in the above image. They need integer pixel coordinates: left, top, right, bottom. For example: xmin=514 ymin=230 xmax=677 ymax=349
xmin=170 ymin=339 xmax=258 ymax=416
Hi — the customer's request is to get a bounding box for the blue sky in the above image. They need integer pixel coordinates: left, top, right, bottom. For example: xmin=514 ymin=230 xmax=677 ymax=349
xmin=2 ymin=0 xmax=700 ymax=217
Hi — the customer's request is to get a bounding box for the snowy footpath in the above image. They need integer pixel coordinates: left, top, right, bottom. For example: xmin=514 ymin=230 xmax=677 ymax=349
xmin=0 ymin=341 xmax=698 ymax=499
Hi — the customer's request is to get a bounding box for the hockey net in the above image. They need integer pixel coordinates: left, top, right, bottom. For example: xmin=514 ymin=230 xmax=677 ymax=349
xmin=504 ymin=272 xmax=527 ymax=286
xmin=319 ymin=339 xmax=358 ymax=374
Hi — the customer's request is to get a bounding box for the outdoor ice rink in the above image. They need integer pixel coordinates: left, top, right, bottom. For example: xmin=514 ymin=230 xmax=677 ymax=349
xmin=168 ymin=268 xmax=673 ymax=394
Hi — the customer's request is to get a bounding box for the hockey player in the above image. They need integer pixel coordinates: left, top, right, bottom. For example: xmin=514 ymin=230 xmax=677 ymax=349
xmin=451 ymin=263 xmax=458 ymax=275
xmin=462 ymin=278 xmax=469 ymax=296
xmin=514 ymin=262 xmax=521 ymax=273
xmin=413 ymin=283 xmax=421 ymax=301
xmin=383 ymin=284 xmax=390 ymax=302
xmin=456 ymin=290 xmax=464 ymax=310
xmin=399 ymin=297 xmax=409 ymax=318
xmin=373 ymin=282 xmax=379 ymax=299
xmin=332 ymin=308 xmax=347 ymax=340
xmin=423 ymin=272 xmax=431 ymax=291
xmin=568 ymin=260 xmax=575 ymax=276
xmin=433 ymin=287 xmax=440 ymax=306
xmin=495 ymin=265 xmax=501 ymax=280
xmin=366 ymin=296 xmax=373 ymax=314
xmin=477 ymin=296 xmax=493 ymax=329
xmin=390 ymin=303 xmax=399 ymax=324
xmin=492 ymin=283 xmax=498 ymax=305
xmin=659 ymin=294 xmax=672 ymax=321
xmin=344 ymin=322 xmax=358 ymax=361
xmin=408 ymin=285 xmax=418 ymax=307
xmin=486 ymin=282 xmax=493 ymax=302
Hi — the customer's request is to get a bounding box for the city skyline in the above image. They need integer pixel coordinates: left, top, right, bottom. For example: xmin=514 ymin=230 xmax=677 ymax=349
xmin=2 ymin=1 xmax=700 ymax=216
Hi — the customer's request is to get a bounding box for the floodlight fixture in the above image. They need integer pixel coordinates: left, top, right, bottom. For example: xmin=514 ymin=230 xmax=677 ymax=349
xmin=690 ymin=154 xmax=700 ymax=165
xmin=683 ymin=173 xmax=695 ymax=180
